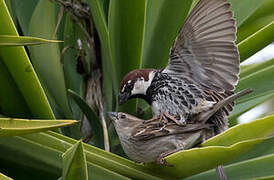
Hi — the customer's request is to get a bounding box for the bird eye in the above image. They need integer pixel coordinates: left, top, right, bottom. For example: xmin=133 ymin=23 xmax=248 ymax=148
xmin=120 ymin=114 xmax=126 ymax=119
xmin=126 ymin=83 xmax=133 ymax=89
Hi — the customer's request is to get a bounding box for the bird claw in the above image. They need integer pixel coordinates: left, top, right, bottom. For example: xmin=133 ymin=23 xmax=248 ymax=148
xmin=143 ymin=112 xmax=186 ymax=126
xmin=156 ymin=155 xmax=173 ymax=167
xmin=82 ymin=132 xmax=94 ymax=143
xmin=143 ymin=116 xmax=159 ymax=124
xmin=160 ymin=112 xmax=186 ymax=126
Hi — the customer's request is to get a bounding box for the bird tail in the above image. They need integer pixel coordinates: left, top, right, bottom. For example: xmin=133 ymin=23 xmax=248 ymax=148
xmin=212 ymin=89 xmax=253 ymax=180
xmin=197 ymin=88 xmax=253 ymax=123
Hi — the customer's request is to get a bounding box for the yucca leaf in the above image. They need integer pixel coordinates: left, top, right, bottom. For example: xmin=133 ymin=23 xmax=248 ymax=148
xmin=229 ymin=90 xmax=274 ymax=123
xmin=238 ymin=22 xmax=274 ymax=62
xmin=187 ymin=154 xmax=274 ymax=180
xmin=237 ymin=0 xmax=274 ymax=43
xmin=0 ymin=118 xmax=77 ymax=137
xmin=28 ymin=0 xmax=72 ymax=119
xmin=229 ymin=136 xmax=274 ymax=165
xmin=0 ymin=172 xmax=13 ymax=180
xmin=87 ymin=0 xmax=118 ymax=112
xmin=0 ymin=0 xmax=54 ymax=119
xmin=62 ymin=141 xmax=88 ymax=180
xmin=228 ymin=0 xmax=264 ymax=28
xmin=0 ymin=35 xmax=61 ymax=46
xmin=236 ymin=64 xmax=274 ymax=103
xmin=62 ymin=14 xmax=84 ymax=120
xmin=68 ymin=89 xmax=104 ymax=149
xmin=203 ymin=115 xmax=274 ymax=146
xmin=9 ymin=0 xmax=38 ymax=34
xmin=240 ymin=59 xmax=274 ymax=79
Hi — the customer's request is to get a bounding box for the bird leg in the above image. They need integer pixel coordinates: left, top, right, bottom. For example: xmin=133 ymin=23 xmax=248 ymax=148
xmin=82 ymin=131 xmax=94 ymax=143
xmin=156 ymin=148 xmax=183 ymax=166
xmin=143 ymin=115 xmax=161 ymax=124
xmin=143 ymin=112 xmax=186 ymax=126
xmin=161 ymin=112 xmax=186 ymax=126
xmin=159 ymin=112 xmax=170 ymax=124
xmin=143 ymin=112 xmax=174 ymax=124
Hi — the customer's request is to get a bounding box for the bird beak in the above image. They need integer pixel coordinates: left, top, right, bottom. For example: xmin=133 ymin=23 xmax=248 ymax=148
xmin=118 ymin=92 xmax=130 ymax=105
xmin=108 ymin=112 xmax=118 ymax=121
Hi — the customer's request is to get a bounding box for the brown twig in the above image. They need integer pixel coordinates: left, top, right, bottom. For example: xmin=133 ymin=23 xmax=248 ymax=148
xmin=53 ymin=5 xmax=64 ymax=38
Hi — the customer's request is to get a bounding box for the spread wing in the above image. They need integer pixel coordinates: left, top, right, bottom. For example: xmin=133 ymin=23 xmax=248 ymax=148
xmin=165 ymin=0 xmax=239 ymax=92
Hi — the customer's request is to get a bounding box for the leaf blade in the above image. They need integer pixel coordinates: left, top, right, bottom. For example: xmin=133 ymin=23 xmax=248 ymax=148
xmin=0 ymin=35 xmax=62 ymax=46
xmin=62 ymin=141 xmax=88 ymax=180
xmin=67 ymin=89 xmax=104 ymax=149
xmin=238 ymin=21 xmax=274 ymax=62
xmin=0 ymin=118 xmax=77 ymax=137
xmin=0 ymin=0 xmax=54 ymax=119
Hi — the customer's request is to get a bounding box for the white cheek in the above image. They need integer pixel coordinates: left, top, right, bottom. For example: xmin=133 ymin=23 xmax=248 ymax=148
xmin=131 ymin=80 xmax=146 ymax=95
xmin=131 ymin=72 xmax=156 ymax=95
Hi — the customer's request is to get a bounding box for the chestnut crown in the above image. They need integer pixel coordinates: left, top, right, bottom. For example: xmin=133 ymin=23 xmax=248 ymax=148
xmin=120 ymin=69 xmax=154 ymax=92
xmin=119 ymin=69 xmax=155 ymax=105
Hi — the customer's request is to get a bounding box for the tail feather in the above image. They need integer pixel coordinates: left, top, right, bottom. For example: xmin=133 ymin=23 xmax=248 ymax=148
xmin=196 ymin=88 xmax=253 ymax=123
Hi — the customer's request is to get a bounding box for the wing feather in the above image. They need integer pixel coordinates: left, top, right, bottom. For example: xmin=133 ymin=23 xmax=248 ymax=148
xmin=165 ymin=0 xmax=239 ymax=92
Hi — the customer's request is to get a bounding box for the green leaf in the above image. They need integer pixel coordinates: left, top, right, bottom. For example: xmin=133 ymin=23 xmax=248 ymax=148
xmin=0 ymin=131 xmax=169 ymax=180
xmin=228 ymin=0 xmax=264 ymax=28
xmin=0 ymin=35 xmax=62 ymax=46
xmin=187 ymin=154 xmax=274 ymax=180
xmin=0 ymin=0 xmax=54 ymax=119
xmin=62 ymin=141 xmax=88 ymax=180
xmin=228 ymin=136 xmax=274 ymax=165
xmin=240 ymin=59 xmax=274 ymax=79
xmin=253 ymin=175 xmax=274 ymax=180
xmin=28 ymin=0 xmax=72 ymax=119
xmin=148 ymin=137 xmax=265 ymax=178
xmin=236 ymin=64 xmax=274 ymax=104
xmin=228 ymin=60 xmax=274 ymax=121
xmin=9 ymin=0 xmax=38 ymax=34
xmin=47 ymin=131 xmax=171 ymax=179
xmin=0 ymin=58 xmax=31 ymax=117
xmin=85 ymin=163 xmax=130 ymax=180
xmin=62 ymin=14 xmax=84 ymax=120
xmin=229 ymin=90 xmax=274 ymax=122
xmin=203 ymin=115 xmax=274 ymax=147
xmin=109 ymin=0 xmax=145 ymax=83
xmin=0 ymin=118 xmax=76 ymax=137
xmin=237 ymin=0 xmax=274 ymax=43
xmin=68 ymin=89 xmax=104 ymax=149
xmin=87 ymin=0 xmax=118 ymax=112
xmin=0 ymin=172 xmax=13 ymax=180
xmin=238 ymin=21 xmax=274 ymax=62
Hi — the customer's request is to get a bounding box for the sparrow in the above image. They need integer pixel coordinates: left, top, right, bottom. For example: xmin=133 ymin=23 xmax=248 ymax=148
xmin=108 ymin=111 xmax=211 ymax=164
xmin=110 ymin=89 xmax=252 ymax=165
xmin=118 ymin=0 xmax=239 ymax=130
xmin=118 ymin=0 xmax=244 ymax=179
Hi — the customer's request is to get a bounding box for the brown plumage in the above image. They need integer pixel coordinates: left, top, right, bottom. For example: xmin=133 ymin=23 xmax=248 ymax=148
xmin=109 ymin=112 xmax=211 ymax=163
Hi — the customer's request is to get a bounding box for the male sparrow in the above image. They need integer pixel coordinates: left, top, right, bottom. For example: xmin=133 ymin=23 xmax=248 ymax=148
xmin=118 ymin=0 xmax=239 ymax=131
